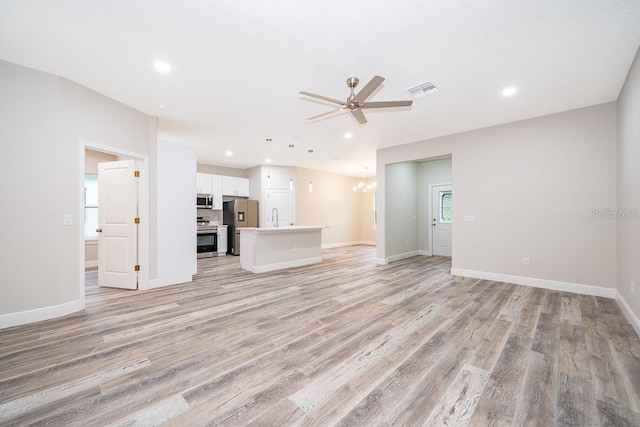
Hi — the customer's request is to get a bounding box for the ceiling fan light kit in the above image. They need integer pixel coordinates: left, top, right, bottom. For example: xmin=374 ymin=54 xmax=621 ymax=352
xmin=300 ymin=75 xmax=413 ymax=124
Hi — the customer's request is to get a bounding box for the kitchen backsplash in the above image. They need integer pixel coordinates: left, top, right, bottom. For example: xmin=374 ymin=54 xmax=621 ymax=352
xmin=197 ymin=208 xmax=223 ymax=225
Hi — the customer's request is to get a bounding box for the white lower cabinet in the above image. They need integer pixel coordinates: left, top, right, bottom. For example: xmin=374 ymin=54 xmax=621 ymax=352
xmin=217 ymin=225 xmax=227 ymax=255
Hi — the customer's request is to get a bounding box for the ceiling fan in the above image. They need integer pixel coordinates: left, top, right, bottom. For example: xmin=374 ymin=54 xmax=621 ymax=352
xmin=300 ymin=75 xmax=413 ymax=124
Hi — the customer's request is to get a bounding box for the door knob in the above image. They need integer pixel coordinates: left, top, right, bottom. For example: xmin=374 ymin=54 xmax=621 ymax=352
xmin=96 ymin=228 xmax=103 ymax=233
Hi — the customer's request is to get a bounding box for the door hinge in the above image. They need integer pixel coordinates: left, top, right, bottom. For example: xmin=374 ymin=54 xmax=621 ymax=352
xmin=134 ymin=265 xmax=140 ymax=272
xmin=134 ymin=217 xmax=140 ymax=224
xmin=134 ymin=170 xmax=140 ymax=178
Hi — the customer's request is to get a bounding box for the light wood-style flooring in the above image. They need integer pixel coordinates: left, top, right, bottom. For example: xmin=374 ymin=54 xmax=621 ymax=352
xmin=1 ymin=246 xmax=639 ymax=426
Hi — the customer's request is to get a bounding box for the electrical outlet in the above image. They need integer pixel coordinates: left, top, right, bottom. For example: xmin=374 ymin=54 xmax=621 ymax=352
xmin=631 ymin=280 xmax=636 ymax=294
xmin=523 ymin=257 xmax=530 ymax=266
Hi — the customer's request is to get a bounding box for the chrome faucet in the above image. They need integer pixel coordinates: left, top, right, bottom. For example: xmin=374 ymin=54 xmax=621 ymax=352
xmin=272 ymin=207 xmax=279 ymax=228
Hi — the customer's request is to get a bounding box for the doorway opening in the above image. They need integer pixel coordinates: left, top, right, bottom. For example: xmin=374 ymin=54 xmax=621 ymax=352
xmin=78 ymin=141 xmax=148 ymax=299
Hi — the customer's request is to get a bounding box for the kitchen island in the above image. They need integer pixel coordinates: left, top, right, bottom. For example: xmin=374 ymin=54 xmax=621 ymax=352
xmin=239 ymin=226 xmax=326 ymax=273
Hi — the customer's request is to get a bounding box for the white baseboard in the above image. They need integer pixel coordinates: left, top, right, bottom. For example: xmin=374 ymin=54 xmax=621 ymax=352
xmin=616 ymin=290 xmax=640 ymax=338
xmin=450 ymin=268 xmax=616 ymax=298
xmin=322 ymin=241 xmax=376 ymax=249
xmin=85 ymin=260 xmax=98 ymax=268
xmin=0 ymin=299 xmax=84 ymax=330
xmin=387 ymin=250 xmax=420 ymax=263
xmin=418 ymin=250 xmax=433 ymax=256
xmin=145 ymin=275 xmax=193 ymax=290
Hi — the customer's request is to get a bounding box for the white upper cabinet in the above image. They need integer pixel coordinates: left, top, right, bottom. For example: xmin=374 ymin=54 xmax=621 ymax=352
xmin=222 ymin=176 xmax=249 ymax=197
xmin=196 ymin=172 xmax=212 ymax=194
xmin=196 ymin=173 xmax=223 ymax=210
xmin=210 ymin=174 xmax=223 ymax=210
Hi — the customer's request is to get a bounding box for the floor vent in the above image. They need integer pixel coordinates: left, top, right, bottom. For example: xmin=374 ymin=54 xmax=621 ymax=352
xmin=407 ymin=81 xmax=439 ymax=98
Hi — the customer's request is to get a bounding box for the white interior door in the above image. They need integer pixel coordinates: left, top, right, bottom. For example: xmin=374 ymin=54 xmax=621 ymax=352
xmin=267 ymin=188 xmax=294 ymax=227
xmin=432 ymin=184 xmax=452 ymax=257
xmin=98 ymin=160 xmax=138 ymax=289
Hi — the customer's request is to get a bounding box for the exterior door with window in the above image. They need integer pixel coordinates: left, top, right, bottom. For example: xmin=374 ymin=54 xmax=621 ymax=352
xmin=97 ymin=160 xmax=139 ymax=289
xmin=432 ymin=184 xmax=452 ymax=256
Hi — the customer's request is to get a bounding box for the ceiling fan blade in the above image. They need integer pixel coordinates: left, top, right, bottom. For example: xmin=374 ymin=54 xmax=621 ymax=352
xmin=350 ymin=108 xmax=367 ymax=124
xmin=355 ymin=75 xmax=385 ymax=102
xmin=360 ymin=100 xmax=413 ymax=109
xmin=299 ymin=91 xmax=345 ymax=106
xmin=307 ymin=108 xmax=343 ymax=120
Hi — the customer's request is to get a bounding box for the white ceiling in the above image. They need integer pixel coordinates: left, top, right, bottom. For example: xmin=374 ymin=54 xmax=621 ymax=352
xmin=2 ymin=1 xmax=639 ymax=177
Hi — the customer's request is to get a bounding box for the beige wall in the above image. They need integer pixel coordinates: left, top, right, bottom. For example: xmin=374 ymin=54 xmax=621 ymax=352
xmin=0 ymin=59 xmax=157 ymax=319
xmin=378 ymin=102 xmax=617 ymax=289
xmin=197 ymin=163 xmax=246 ymax=177
xmin=359 ymin=182 xmax=377 ymax=244
xmin=296 ymin=167 xmax=368 ymax=246
xmin=617 ymin=46 xmax=640 ymax=322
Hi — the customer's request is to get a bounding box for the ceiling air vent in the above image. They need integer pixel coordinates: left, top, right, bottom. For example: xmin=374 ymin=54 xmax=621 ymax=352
xmin=406 ymin=81 xmax=439 ymax=99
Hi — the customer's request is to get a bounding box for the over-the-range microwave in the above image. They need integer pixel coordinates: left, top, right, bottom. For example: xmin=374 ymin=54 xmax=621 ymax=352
xmin=197 ymin=194 xmax=212 ymax=209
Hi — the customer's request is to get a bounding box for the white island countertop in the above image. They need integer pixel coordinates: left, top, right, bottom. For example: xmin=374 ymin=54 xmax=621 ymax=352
xmin=239 ymin=226 xmax=327 ymax=273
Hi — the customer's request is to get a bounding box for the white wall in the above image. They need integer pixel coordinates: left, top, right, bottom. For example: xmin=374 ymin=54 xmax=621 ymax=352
xmin=617 ymin=46 xmax=640 ymax=327
xmin=378 ymin=103 xmax=617 ymax=292
xmin=385 ymin=162 xmax=419 ymax=260
xmin=154 ymin=140 xmax=197 ymax=287
xmin=0 ymin=59 xmax=157 ymax=326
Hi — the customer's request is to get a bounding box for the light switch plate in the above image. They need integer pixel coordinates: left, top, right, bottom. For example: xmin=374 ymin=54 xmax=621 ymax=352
xmin=63 ymin=214 xmax=72 ymax=226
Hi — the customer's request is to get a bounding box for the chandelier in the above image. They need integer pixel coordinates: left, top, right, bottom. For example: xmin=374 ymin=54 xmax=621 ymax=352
xmin=353 ymin=167 xmax=377 ymax=192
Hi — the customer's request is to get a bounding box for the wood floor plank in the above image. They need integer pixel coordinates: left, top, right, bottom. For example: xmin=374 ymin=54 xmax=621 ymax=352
xmin=556 ymin=372 xmax=599 ymax=427
xmin=0 ymin=246 xmax=639 ymax=426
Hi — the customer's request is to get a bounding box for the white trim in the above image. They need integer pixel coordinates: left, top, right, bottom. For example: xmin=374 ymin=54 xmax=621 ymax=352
xmin=616 ymin=291 xmax=640 ymax=338
xmin=321 ymin=240 xmax=376 ymax=249
xmin=419 ymin=249 xmax=433 ymax=256
xmin=246 ymin=256 xmax=323 ymax=273
xmin=85 ymin=260 xmax=98 ymax=268
xmin=375 ymin=258 xmax=388 ymax=265
xmin=0 ymin=300 xmax=83 ymax=330
xmin=450 ymin=268 xmax=616 ymax=298
xmin=147 ymin=274 xmax=194 ymax=289
xmin=387 ymin=250 xmax=420 ymax=263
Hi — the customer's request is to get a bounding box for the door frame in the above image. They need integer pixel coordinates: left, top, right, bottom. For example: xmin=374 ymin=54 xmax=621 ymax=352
xmin=78 ymin=140 xmax=149 ymax=300
xmin=428 ymin=183 xmax=452 ymax=256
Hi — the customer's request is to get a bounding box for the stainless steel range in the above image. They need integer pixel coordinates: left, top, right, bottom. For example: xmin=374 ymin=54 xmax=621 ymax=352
xmin=197 ymin=217 xmax=218 ymax=258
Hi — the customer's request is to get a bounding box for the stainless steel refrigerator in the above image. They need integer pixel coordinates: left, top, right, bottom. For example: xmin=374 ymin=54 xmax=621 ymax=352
xmin=223 ymin=199 xmax=258 ymax=255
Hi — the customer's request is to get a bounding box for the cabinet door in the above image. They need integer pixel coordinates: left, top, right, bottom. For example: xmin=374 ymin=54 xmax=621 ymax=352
xmin=236 ymin=177 xmax=249 ymax=197
xmin=222 ymin=176 xmax=249 ymax=197
xmin=217 ymin=227 xmax=227 ymax=254
xmin=211 ymin=174 xmax=223 ymax=209
xmin=196 ymin=173 xmax=213 ymax=194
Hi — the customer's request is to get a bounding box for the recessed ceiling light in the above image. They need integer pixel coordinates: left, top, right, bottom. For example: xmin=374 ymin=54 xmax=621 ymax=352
xmin=308 ymin=149 xmax=314 ymax=153
xmin=225 ymin=151 xmax=233 ymax=157
xmin=157 ymin=102 xmax=167 ymax=110
xmin=344 ymin=132 xmax=353 ymax=139
xmin=502 ymin=86 xmax=517 ymax=97
xmin=288 ymin=144 xmax=295 ymax=148
xmin=154 ymin=61 xmax=171 ymax=73
xmin=265 ymin=158 xmax=272 ymax=163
